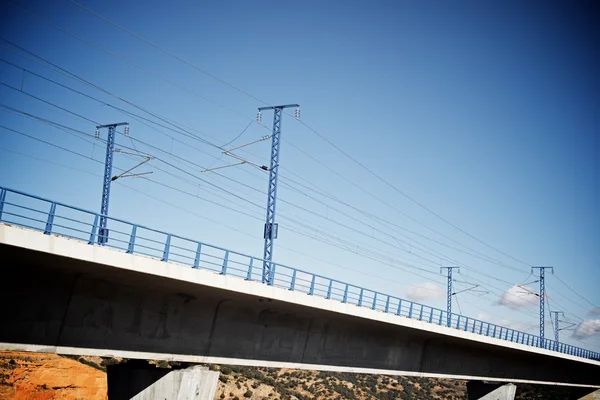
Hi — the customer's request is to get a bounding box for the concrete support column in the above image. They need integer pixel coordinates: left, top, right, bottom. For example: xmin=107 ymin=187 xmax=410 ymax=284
xmin=107 ymin=360 xmax=219 ymax=400
xmin=467 ymin=380 xmax=516 ymax=400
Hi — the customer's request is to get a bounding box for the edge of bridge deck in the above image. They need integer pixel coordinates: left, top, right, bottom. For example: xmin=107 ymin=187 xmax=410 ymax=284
xmin=0 ymin=342 xmax=598 ymax=389
xmin=2 ymin=222 xmax=599 ymax=371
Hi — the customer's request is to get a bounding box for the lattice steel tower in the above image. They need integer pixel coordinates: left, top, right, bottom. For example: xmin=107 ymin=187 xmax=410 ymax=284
xmin=257 ymin=104 xmax=299 ymax=284
xmin=96 ymin=122 xmax=129 ymax=244
xmin=441 ymin=266 xmax=459 ymax=327
xmin=532 ymin=266 xmax=554 ymax=347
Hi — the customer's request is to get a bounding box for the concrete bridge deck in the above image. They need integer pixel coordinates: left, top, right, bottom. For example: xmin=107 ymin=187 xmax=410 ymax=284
xmin=1 ymin=223 xmax=599 ymax=389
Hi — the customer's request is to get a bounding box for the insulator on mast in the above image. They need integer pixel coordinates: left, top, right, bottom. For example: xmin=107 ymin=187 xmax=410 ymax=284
xmin=124 ymin=126 xmax=130 ymax=136
xmin=295 ymin=107 xmax=300 ymax=120
xmin=257 ymin=111 xmax=262 ymax=123
xmin=95 ymin=129 xmax=100 ymax=139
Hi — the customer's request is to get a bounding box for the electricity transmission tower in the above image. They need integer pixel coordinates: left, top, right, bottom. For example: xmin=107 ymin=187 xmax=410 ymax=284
xmin=532 ymin=266 xmax=554 ymax=347
xmin=95 ymin=123 xmax=151 ymax=244
xmin=257 ymin=104 xmax=299 ymax=284
xmin=441 ymin=266 xmax=460 ymax=326
xmin=550 ymin=311 xmax=564 ymax=343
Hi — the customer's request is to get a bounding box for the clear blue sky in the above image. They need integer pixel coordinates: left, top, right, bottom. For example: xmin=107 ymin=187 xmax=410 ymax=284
xmin=1 ymin=0 xmax=598 ymax=351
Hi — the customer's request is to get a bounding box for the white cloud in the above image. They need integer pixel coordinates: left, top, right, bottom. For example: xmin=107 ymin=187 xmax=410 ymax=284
xmin=405 ymin=282 xmax=445 ymax=302
xmin=590 ymin=307 xmax=600 ymax=316
xmin=574 ymin=319 xmax=600 ymax=339
xmin=498 ymin=285 xmax=538 ymax=310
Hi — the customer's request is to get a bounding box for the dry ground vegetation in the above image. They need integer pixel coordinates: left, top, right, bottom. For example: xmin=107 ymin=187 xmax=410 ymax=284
xmin=212 ymin=365 xmax=465 ymax=400
xmin=0 ymin=351 xmax=598 ymax=399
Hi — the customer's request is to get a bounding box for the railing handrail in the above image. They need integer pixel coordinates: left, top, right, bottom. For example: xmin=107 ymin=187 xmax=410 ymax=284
xmin=0 ymin=185 xmax=598 ymax=362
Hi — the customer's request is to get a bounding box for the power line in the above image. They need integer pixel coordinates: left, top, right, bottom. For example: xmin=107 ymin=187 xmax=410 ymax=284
xmin=2 ymin=16 xmax=595 ymax=330
xmin=0 ymin=145 xmax=98 ymax=176
xmin=5 ymin=93 xmax=590 ymax=322
xmin=4 ymin=87 xmax=593 ymax=322
xmin=60 ymin=0 xmax=535 ymax=272
xmin=282 ymin=139 xmax=530 ymax=274
xmin=0 ymin=98 xmax=453 ymax=284
xmin=0 ymin=80 xmax=97 ymax=124
xmin=3 ymin=125 xmax=595 ymax=347
xmin=64 ymin=0 xmax=270 ymax=107
xmin=293 ymin=118 xmax=534 ymax=268
xmin=0 ymin=58 xmax=224 ymax=150
xmin=0 ymin=21 xmax=252 ymax=123
xmin=0 ymin=103 xmax=95 ymax=145
xmin=554 ymin=274 xmax=599 ymax=310
xmin=1 ymin=39 xmax=531 ymax=281
xmin=0 ymin=124 xmax=98 ymax=163
xmin=280 ymin=167 xmax=527 ymax=271
xmin=0 ymin=56 xmax=272 ymax=185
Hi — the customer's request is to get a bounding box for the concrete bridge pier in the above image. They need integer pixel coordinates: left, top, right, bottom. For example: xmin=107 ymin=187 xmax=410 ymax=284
xmin=467 ymin=380 xmax=516 ymax=400
xmin=106 ymin=360 xmax=219 ymax=400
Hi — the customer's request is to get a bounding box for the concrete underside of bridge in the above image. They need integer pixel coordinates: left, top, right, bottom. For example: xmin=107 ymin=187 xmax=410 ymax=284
xmin=0 ymin=230 xmax=599 ymax=389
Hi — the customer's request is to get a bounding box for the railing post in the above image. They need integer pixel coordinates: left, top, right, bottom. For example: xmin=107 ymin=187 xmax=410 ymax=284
xmin=44 ymin=202 xmax=57 ymax=235
xmin=358 ymin=288 xmax=364 ymax=307
xmin=471 ymin=320 xmax=476 ymax=333
xmin=127 ymin=225 xmax=137 ymax=253
xmin=397 ymin=299 xmax=403 ymax=316
xmin=289 ymin=269 xmax=297 ymax=290
xmin=439 ymin=311 xmax=443 ymax=325
xmin=161 ymin=234 xmax=171 ymax=261
xmin=326 ymin=280 xmax=333 ymax=299
xmin=486 ymin=324 xmax=490 ymax=337
xmin=342 ymin=284 xmax=349 ymax=303
xmin=308 ymin=274 xmax=316 ymax=295
xmin=88 ymin=214 xmax=99 ymax=244
xmin=194 ymin=243 xmax=202 ymax=269
xmin=418 ymin=305 xmax=424 ymax=321
xmin=456 ymin=315 xmax=461 ymax=329
xmin=408 ymin=302 xmax=413 ymax=319
xmin=479 ymin=322 xmax=483 ymax=335
xmin=0 ymin=188 xmax=6 ymax=221
xmin=428 ymin=308 xmax=433 ymax=323
xmin=464 ymin=317 xmax=469 ymax=331
xmin=221 ymin=251 xmax=229 ymax=275
xmin=246 ymin=257 xmax=254 ymax=280
xmin=385 ymin=296 xmax=390 ymax=313
xmin=492 ymin=325 xmax=497 ymax=338
xmin=498 ymin=327 xmax=503 ymax=338
xmin=372 ymin=292 xmax=377 ymax=310
xmin=510 ymin=330 xmax=515 ymax=342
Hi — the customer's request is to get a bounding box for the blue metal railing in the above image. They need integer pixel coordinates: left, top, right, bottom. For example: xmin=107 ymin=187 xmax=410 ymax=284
xmin=0 ymin=185 xmax=598 ymax=361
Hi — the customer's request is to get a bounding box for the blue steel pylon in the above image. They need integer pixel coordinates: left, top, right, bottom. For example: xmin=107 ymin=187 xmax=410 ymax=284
xmin=441 ymin=266 xmax=459 ymax=327
xmin=96 ymin=122 xmax=129 ymax=245
xmin=532 ymin=266 xmax=554 ymax=347
xmin=258 ymin=104 xmax=299 ymax=284
xmin=550 ymin=311 xmax=563 ymax=345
